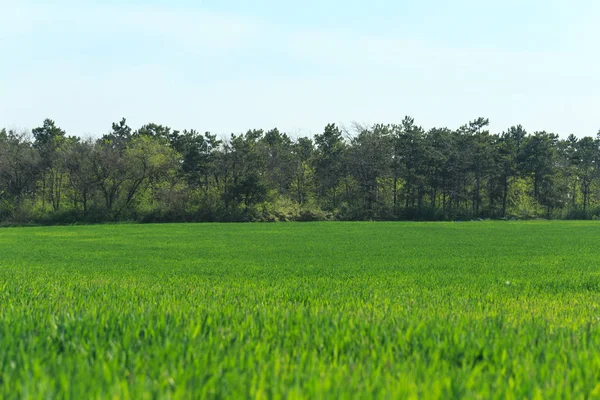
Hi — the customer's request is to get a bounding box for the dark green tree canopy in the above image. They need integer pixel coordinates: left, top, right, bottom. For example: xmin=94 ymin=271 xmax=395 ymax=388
xmin=1 ymin=117 xmax=600 ymax=223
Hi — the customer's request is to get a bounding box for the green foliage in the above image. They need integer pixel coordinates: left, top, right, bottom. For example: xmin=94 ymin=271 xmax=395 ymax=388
xmin=254 ymin=196 xmax=329 ymax=222
xmin=2 ymin=118 xmax=600 ymax=223
xmin=508 ymin=177 xmax=540 ymax=219
xmin=32 ymin=119 xmax=65 ymax=150
xmin=2 ymin=222 xmax=600 ymax=397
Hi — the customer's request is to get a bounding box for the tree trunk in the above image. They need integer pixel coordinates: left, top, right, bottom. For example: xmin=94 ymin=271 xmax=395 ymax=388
xmin=502 ymin=175 xmax=509 ymax=217
xmin=393 ymin=176 xmax=398 ymax=214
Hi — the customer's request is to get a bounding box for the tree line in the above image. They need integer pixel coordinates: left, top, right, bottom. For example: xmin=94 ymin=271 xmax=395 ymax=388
xmin=1 ymin=117 xmax=600 ymax=224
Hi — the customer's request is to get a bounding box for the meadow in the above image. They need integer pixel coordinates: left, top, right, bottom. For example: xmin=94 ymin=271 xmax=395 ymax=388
xmin=1 ymin=221 xmax=600 ymax=399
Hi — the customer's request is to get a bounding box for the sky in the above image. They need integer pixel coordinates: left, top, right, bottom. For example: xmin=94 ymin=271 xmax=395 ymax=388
xmin=0 ymin=0 xmax=598 ymax=138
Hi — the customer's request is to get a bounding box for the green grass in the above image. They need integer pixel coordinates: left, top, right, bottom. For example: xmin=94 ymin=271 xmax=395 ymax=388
xmin=1 ymin=221 xmax=600 ymax=399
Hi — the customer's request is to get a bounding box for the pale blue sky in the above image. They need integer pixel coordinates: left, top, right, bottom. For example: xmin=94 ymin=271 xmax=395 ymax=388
xmin=1 ymin=0 xmax=598 ymax=138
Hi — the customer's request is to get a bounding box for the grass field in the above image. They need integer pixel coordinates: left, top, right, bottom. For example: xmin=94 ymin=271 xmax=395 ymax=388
xmin=1 ymin=221 xmax=600 ymax=398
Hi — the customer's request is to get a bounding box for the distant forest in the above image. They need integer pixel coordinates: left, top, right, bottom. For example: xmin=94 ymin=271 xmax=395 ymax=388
xmin=1 ymin=117 xmax=600 ymax=224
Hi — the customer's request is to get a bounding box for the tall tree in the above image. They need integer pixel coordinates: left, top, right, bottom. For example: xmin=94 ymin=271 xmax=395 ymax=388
xmin=424 ymin=127 xmax=453 ymax=213
xmin=497 ymin=125 xmax=527 ymax=217
xmin=260 ymin=128 xmax=295 ymax=196
xmin=522 ymin=131 xmax=560 ymax=212
xmin=32 ymin=119 xmax=65 ymax=151
xmin=573 ymin=136 xmax=598 ymax=213
xmin=32 ymin=119 xmax=71 ymax=211
xmin=0 ymin=130 xmax=39 ymax=210
xmin=291 ymin=137 xmax=314 ymax=206
xmin=348 ymin=124 xmax=392 ymax=218
xmin=394 ymin=116 xmax=426 ymax=215
xmin=458 ymin=118 xmax=493 ymax=217
xmin=314 ymin=124 xmax=345 ymax=210
xmin=65 ymin=139 xmax=96 ymax=215
xmin=222 ymin=130 xmax=268 ymax=214
xmin=101 ymin=118 xmax=132 ymax=150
